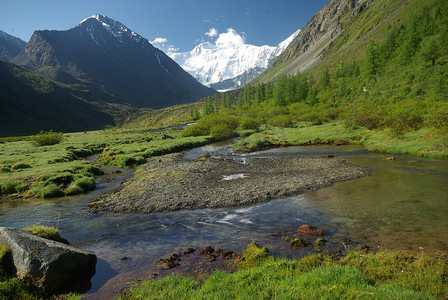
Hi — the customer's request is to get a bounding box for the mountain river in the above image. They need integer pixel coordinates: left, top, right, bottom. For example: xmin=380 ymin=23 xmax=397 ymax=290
xmin=1 ymin=141 xmax=447 ymax=298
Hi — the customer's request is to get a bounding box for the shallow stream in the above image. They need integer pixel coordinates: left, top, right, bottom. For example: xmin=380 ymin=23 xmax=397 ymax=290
xmin=1 ymin=142 xmax=447 ymax=298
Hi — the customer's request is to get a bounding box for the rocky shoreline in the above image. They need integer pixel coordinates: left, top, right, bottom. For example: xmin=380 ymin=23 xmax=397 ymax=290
xmin=89 ymin=152 xmax=370 ymax=214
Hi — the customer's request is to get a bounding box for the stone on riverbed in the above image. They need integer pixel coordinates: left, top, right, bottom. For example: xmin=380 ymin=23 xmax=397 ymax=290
xmin=296 ymin=224 xmax=324 ymax=236
xmin=0 ymin=227 xmax=97 ymax=294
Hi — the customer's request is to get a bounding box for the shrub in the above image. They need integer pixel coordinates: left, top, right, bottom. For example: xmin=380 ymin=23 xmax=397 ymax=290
xmin=32 ymin=130 xmax=64 ymax=146
xmin=344 ymin=102 xmax=383 ymax=130
xmin=239 ymin=116 xmax=260 ymax=130
xmin=181 ymin=114 xmax=239 ymax=140
xmin=381 ymin=100 xmax=425 ymax=134
xmin=425 ymin=103 xmax=448 ymax=130
xmin=10 ymin=162 xmax=32 ymax=171
xmin=266 ymin=115 xmax=294 ymax=128
xmin=180 ymin=124 xmax=207 ymax=137
xmin=209 ymin=123 xmax=236 ymax=140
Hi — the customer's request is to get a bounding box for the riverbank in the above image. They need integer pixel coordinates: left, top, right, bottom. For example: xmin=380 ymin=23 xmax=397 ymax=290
xmin=89 ymin=152 xmax=370 ymax=214
xmin=120 ymin=243 xmax=448 ymax=299
xmin=232 ymin=123 xmax=448 ymax=159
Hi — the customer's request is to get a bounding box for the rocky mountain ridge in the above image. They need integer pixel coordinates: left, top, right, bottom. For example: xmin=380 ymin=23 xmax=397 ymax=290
xmin=12 ymin=14 xmax=215 ymax=108
xmin=0 ymin=29 xmax=27 ymax=60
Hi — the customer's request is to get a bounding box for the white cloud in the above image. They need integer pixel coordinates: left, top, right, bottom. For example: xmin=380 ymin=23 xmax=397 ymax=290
xmin=152 ymin=37 xmax=168 ymax=44
xmin=205 ymin=28 xmax=218 ymax=38
xmin=151 ymin=37 xmax=179 ymax=55
xmin=215 ymin=28 xmax=245 ymax=48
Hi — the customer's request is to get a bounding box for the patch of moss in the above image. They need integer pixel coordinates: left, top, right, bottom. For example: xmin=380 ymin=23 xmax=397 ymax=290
xmin=23 ymin=225 xmax=68 ymax=244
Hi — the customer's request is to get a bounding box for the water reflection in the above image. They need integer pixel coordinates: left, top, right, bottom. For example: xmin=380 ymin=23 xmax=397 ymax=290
xmin=305 ymin=152 xmax=448 ymax=253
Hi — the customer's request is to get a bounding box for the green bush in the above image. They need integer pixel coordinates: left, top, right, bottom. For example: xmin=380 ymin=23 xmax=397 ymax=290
xmin=180 ymin=114 xmax=239 ymax=140
xmin=239 ymin=116 xmax=260 ymax=130
xmin=381 ymin=100 xmax=425 ymax=134
xmin=345 ymin=102 xmax=383 ymax=130
xmin=266 ymin=115 xmax=294 ymax=128
xmin=31 ymin=130 xmax=64 ymax=146
xmin=209 ymin=123 xmax=236 ymax=140
xmin=180 ymin=124 xmax=207 ymax=137
xmin=425 ymin=103 xmax=448 ymax=130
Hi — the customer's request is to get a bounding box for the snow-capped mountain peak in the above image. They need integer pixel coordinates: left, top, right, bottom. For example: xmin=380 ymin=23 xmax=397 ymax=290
xmin=78 ymin=14 xmax=146 ymax=46
xmin=166 ymin=28 xmax=301 ymax=90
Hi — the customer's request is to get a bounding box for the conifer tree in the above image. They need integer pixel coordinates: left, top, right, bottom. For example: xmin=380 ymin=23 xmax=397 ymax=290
xmin=320 ymin=67 xmax=331 ymax=89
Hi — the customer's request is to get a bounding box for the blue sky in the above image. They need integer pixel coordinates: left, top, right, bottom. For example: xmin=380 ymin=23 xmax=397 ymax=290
xmin=2 ymin=0 xmax=328 ymax=52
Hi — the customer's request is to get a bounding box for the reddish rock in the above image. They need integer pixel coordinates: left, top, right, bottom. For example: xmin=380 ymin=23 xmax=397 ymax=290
xmin=384 ymin=157 xmax=396 ymax=161
xmin=296 ymin=225 xmax=324 ymax=236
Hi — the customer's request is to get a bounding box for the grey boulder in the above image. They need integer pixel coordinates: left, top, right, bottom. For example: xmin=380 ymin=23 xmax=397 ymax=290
xmin=0 ymin=227 xmax=96 ymax=294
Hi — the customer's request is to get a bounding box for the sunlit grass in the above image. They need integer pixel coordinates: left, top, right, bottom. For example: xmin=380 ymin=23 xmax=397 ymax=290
xmin=0 ymin=127 xmax=211 ymax=198
xmin=233 ymin=122 xmax=448 ymax=158
xmin=120 ymin=243 xmax=447 ymax=299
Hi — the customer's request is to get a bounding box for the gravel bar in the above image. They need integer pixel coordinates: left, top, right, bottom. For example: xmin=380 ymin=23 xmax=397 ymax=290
xmin=90 ymin=152 xmax=370 ymax=214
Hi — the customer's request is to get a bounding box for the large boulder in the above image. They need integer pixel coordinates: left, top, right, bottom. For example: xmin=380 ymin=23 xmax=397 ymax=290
xmin=0 ymin=227 xmax=96 ymax=294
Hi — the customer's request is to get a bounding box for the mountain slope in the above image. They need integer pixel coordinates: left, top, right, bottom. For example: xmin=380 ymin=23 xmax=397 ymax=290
xmin=12 ymin=15 xmax=215 ymax=108
xmin=169 ymin=29 xmax=300 ymax=91
xmin=0 ymin=30 xmax=26 ymax=60
xmin=0 ymin=59 xmax=114 ymax=137
xmin=254 ymin=0 xmax=376 ymax=83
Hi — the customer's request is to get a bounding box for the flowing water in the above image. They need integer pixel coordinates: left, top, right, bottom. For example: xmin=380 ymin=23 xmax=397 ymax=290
xmin=1 ymin=142 xmax=447 ymax=298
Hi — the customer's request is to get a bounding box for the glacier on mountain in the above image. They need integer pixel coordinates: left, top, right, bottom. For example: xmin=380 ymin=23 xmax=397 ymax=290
xmin=165 ymin=29 xmax=300 ymax=90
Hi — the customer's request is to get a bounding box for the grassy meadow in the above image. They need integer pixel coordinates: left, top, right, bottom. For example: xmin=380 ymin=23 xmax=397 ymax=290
xmin=232 ymin=122 xmax=448 ymax=158
xmin=120 ymin=243 xmax=448 ymax=299
xmin=0 ymin=128 xmax=211 ymax=199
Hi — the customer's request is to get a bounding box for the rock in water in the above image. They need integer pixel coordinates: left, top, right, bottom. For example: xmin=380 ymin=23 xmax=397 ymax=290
xmin=0 ymin=227 xmax=96 ymax=294
xmin=296 ymin=224 xmax=324 ymax=236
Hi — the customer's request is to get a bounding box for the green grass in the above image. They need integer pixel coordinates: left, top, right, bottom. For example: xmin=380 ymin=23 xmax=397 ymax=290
xmin=23 ymin=225 xmax=62 ymax=242
xmin=0 ymin=126 xmax=213 ymax=198
xmin=233 ymin=122 xmax=365 ymax=152
xmin=120 ymin=243 xmax=447 ymax=299
xmin=232 ymin=122 xmax=448 ymax=158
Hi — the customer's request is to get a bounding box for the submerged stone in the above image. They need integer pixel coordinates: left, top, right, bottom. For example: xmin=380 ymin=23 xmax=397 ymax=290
xmin=296 ymin=224 xmax=324 ymax=236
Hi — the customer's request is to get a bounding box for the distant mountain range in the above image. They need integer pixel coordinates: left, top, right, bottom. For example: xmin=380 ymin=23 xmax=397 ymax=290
xmin=166 ymin=29 xmax=300 ymax=91
xmin=0 ymin=30 xmax=26 ymax=60
xmin=0 ymin=15 xmax=218 ymax=136
xmin=11 ymin=15 xmax=215 ymax=109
